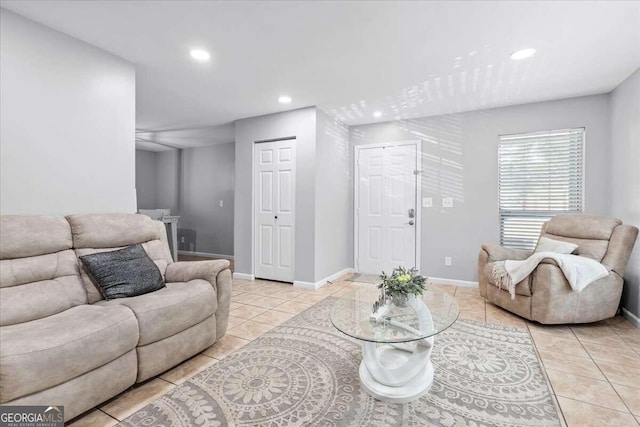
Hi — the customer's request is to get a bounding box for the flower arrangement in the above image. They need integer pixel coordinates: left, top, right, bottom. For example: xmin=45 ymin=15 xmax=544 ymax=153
xmin=378 ymin=266 xmax=426 ymax=302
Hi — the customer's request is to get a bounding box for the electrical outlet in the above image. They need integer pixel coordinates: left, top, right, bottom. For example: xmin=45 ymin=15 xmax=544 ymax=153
xmin=445 ymin=257 xmax=452 ymax=266
xmin=180 ymin=236 xmax=185 ymax=243
xmin=422 ymin=197 xmax=433 ymax=208
xmin=219 ymin=200 xmax=224 ymax=207
xmin=442 ymin=197 xmax=454 ymax=208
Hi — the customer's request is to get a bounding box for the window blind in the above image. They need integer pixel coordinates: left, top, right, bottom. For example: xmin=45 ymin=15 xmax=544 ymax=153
xmin=498 ymin=128 xmax=584 ymax=249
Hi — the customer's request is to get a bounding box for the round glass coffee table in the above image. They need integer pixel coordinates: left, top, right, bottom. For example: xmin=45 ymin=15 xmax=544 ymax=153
xmin=330 ymin=285 xmax=459 ymax=403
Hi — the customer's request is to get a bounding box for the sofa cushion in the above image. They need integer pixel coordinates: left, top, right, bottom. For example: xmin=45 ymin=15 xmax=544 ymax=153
xmin=79 ymin=245 xmax=165 ymax=300
xmin=67 ymin=213 xmax=166 ymax=249
xmin=4 ymin=350 xmax=138 ymax=422
xmin=0 ymin=216 xmax=72 ymax=260
xmin=0 ymin=249 xmax=87 ymax=326
xmin=136 ymin=316 xmax=216 ymax=383
xmin=96 ymin=280 xmax=216 ymax=346
xmin=0 ymin=305 xmax=138 ymax=403
xmin=69 ymin=213 xmax=173 ymax=304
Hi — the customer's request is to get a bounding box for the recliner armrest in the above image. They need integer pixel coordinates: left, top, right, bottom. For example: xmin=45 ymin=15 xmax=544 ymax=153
xmin=538 ymin=256 xmax=613 ymax=274
xmin=481 ymin=244 xmax=532 ymax=262
xmin=478 ymin=244 xmax=531 ymax=299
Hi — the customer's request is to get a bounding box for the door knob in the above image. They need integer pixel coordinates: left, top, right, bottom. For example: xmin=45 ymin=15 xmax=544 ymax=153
xmin=274 ymin=215 xmax=278 ymax=220
xmin=408 ymin=220 xmax=415 ymax=226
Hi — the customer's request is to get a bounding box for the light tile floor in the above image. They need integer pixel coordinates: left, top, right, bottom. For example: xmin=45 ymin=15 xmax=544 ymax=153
xmin=69 ymin=276 xmax=640 ymax=427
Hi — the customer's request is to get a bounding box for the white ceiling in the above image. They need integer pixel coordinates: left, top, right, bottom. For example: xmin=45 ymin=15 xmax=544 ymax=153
xmin=134 ymin=124 xmax=235 ymax=152
xmin=2 ymin=1 xmax=639 ymax=150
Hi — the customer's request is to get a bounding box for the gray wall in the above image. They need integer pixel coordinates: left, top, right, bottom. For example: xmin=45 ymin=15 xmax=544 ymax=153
xmin=235 ymin=108 xmax=317 ymax=281
xmin=315 ymin=109 xmax=352 ymax=280
xmin=155 ymin=150 xmax=181 ymax=215
xmin=135 ymin=145 xmax=235 ymax=256
xmin=610 ymin=68 xmax=640 ymax=318
xmin=135 ymin=149 xmax=158 ymax=209
xmin=350 ymin=94 xmax=611 ymax=282
xmin=180 ymin=143 xmax=235 ymax=256
xmin=0 ymin=9 xmax=136 ymax=215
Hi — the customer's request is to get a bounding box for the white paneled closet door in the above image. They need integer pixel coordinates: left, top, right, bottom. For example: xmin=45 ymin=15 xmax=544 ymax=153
xmin=254 ymin=139 xmax=295 ymax=282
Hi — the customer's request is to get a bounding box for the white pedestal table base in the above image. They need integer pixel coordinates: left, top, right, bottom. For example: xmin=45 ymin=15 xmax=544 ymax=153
xmin=359 ymin=335 xmax=435 ymax=403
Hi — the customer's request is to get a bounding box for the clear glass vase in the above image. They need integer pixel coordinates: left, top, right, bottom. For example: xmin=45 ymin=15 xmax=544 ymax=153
xmin=392 ymin=294 xmax=409 ymax=307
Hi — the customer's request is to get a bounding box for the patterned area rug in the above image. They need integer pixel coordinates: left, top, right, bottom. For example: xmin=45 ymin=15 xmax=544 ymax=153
xmin=119 ymin=298 xmax=560 ymax=427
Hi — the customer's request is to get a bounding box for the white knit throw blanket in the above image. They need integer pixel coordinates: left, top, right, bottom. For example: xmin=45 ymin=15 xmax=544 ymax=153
xmin=491 ymin=252 xmax=609 ymax=299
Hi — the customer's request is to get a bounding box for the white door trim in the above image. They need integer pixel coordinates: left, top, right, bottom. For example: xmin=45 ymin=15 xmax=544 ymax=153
xmin=252 ymin=137 xmax=296 ymax=282
xmin=354 ymin=139 xmax=422 ymax=273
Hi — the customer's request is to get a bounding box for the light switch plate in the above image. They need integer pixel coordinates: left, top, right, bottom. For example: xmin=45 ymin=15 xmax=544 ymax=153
xmin=442 ymin=197 xmax=454 ymax=208
xmin=422 ymin=197 xmax=433 ymax=208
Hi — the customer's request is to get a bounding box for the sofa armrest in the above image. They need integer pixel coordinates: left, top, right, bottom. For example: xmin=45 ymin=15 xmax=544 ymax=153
xmin=165 ymin=260 xmax=232 ymax=338
xmin=165 ymin=259 xmax=230 ymax=285
xmin=481 ymin=244 xmax=532 ymax=262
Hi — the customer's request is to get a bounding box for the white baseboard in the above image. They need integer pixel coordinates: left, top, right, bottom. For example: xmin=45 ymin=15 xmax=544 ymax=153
xmin=233 ymin=272 xmax=255 ymax=281
xmin=178 ymin=250 xmax=234 ymax=260
xmin=293 ymin=268 xmax=355 ymax=290
xmin=427 ymin=277 xmax=479 ymax=288
xmin=622 ymin=308 xmax=640 ymax=329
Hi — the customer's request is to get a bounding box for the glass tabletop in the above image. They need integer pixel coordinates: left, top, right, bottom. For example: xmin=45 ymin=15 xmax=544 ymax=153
xmin=330 ymin=285 xmax=459 ymax=343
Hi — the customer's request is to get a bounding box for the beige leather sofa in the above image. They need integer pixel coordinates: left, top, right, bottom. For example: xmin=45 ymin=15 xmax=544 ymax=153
xmin=479 ymin=214 xmax=638 ymax=324
xmin=0 ymin=213 xmax=232 ymax=421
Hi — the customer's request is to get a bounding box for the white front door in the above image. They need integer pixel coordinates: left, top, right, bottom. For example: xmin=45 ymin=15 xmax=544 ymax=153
xmin=356 ymin=142 xmax=419 ymax=275
xmin=254 ymin=139 xmax=295 ymax=282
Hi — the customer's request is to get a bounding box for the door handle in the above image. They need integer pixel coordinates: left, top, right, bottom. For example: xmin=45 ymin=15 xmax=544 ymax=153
xmin=408 ymin=208 xmax=415 ymax=218
xmin=408 ymin=220 xmax=415 ymax=226
xmin=274 ymin=215 xmax=278 ymax=220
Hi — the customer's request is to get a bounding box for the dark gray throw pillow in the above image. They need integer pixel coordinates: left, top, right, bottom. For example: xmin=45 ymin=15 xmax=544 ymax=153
xmin=80 ymin=244 xmax=165 ymax=300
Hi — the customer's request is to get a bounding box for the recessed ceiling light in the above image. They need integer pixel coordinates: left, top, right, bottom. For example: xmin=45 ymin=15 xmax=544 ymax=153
xmin=373 ymin=111 xmax=382 ymax=118
xmin=190 ymin=49 xmax=211 ymax=62
xmin=278 ymin=95 xmax=292 ymax=104
xmin=509 ymin=48 xmax=536 ymax=61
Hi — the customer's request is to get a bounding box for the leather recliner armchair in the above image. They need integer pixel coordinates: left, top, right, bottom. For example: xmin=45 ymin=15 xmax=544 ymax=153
xmin=478 ymin=214 xmax=638 ymax=324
